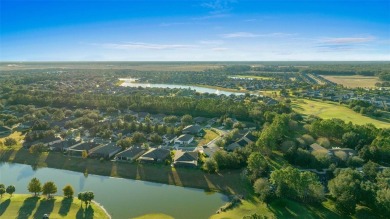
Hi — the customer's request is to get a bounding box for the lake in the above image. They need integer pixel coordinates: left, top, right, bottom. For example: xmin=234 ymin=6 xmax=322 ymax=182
xmin=0 ymin=162 xmax=228 ymax=218
xmin=119 ymin=78 xmax=246 ymax=96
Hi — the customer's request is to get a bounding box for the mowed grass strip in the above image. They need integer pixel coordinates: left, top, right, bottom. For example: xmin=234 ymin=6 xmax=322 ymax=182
xmin=197 ymin=129 xmax=219 ymax=146
xmin=321 ymin=75 xmax=380 ymax=88
xmin=292 ymin=99 xmax=390 ymax=128
xmin=0 ymin=194 xmax=109 ymax=219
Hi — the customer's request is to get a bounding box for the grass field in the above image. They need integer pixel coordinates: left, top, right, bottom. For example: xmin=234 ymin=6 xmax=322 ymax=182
xmin=197 ymin=129 xmax=219 ymax=146
xmin=0 ymin=131 xmax=24 ymax=148
xmin=210 ymin=198 xmax=346 ymax=219
xmin=321 ymin=75 xmax=380 ymax=88
xmin=292 ymin=99 xmax=390 ymax=128
xmin=0 ymin=194 xmax=109 ymax=219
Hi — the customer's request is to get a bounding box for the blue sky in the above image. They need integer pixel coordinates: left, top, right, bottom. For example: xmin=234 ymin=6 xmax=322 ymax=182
xmin=1 ymin=0 xmax=389 ymax=61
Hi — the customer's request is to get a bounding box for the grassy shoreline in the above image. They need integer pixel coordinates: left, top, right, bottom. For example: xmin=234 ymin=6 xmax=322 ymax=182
xmin=0 ymin=194 xmax=110 ymax=218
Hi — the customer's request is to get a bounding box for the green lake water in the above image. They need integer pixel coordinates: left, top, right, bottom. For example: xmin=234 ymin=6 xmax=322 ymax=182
xmin=0 ymin=162 xmax=228 ymax=219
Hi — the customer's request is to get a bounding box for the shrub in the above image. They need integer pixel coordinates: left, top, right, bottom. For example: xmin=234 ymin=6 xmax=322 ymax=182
xmin=302 ymin=134 xmax=315 ymax=145
xmin=316 ymin=137 xmax=330 ymax=148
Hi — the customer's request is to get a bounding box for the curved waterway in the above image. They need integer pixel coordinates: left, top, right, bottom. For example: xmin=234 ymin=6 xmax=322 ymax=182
xmin=0 ymin=162 xmax=228 ymax=218
xmin=119 ymin=78 xmax=245 ymax=96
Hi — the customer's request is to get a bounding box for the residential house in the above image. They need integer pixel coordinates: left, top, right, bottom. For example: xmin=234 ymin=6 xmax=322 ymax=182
xmin=89 ymin=142 xmax=122 ymax=159
xmin=226 ymin=138 xmax=248 ymax=151
xmin=194 ymin=117 xmax=207 ymax=124
xmin=329 ymin=147 xmax=357 ymax=158
xmin=115 ymin=147 xmax=147 ymax=162
xmin=201 ymin=145 xmax=221 ymax=157
xmin=138 ymin=148 xmax=170 ymax=163
xmin=309 ymin=143 xmax=329 ymax=154
xmin=67 ymin=142 xmax=100 ymax=157
xmin=174 ymin=151 xmax=198 ymax=168
xmin=17 ymin=121 xmax=34 ymax=130
xmin=174 ymin=134 xmax=194 ymax=145
xmin=163 ymin=134 xmax=177 ymax=145
xmin=49 ymin=139 xmax=80 ymax=152
xmin=182 ymin=124 xmax=205 ymax=136
xmin=23 ymin=136 xmax=62 ymax=149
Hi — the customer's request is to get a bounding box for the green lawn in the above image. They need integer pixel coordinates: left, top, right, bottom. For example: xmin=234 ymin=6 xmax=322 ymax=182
xmin=197 ymin=129 xmax=219 ymax=146
xmin=0 ymin=131 xmax=25 ymax=149
xmin=0 ymin=194 xmax=110 ymax=219
xmin=292 ymin=99 xmax=390 ymax=128
xmin=210 ymin=197 xmax=348 ymax=219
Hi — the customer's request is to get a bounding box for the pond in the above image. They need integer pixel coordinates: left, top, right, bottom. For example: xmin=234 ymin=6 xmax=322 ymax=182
xmin=119 ymin=78 xmax=246 ymax=96
xmin=0 ymin=162 xmax=228 ymax=218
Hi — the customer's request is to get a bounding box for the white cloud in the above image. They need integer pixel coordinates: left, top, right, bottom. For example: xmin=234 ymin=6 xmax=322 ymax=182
xmin=221 ymin=32 xmax=258 ymax=38
xmin=102 ymin=42 xmax=198 ymax=50
xmin=221 ymin=32 xmax=295 ymax=38
xmin=199 ymin=40 xmax=224 ymax=45
xmin=320 ymin=36 xmax=375 ymax=44
xmin=211 ymin=47 xmax=228 ymax=51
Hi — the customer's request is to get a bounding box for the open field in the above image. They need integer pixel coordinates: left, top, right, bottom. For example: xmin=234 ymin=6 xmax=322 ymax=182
xmin=321 ymin=75 xmax=380 ymax=88
xmin=0 ymin=148 xmax=248 ymax=196
xmin=210 ymin=198 xmax=346 ymax=219
xmin=0 ymin=194 xmax=109 ymax=219
xmin=292 ymin=99 xmax=390 ymax=128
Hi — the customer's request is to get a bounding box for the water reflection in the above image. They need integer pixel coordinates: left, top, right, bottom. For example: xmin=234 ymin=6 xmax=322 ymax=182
xmin=1 ymin=162 xmax=227 ymax=219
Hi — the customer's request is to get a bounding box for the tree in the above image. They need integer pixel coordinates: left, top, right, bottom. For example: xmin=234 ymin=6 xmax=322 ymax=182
xmin=78 ymin=191 xmax=94 ymax=207
xmin=328 ymin=168 xmax=362 ymax=215
xmin=117 ymin=137 xmax=132 ymax=149
xmin=163 ymin=115 xmax=178 ymax=124
xmin=181 ymin=114 xmax=193 ymax=126
xmin=253 ymin=178 xmax=272 ymax=202
xmin=4 ymin=138 xmax=17 ymax=147
xmin=224 ymin=118 xmax=234 ymax=129
xmin=256 ymin=114 xmax=290 ymax=151
xmin=247 ymin=152 xmax=269 ymax=180
xmin=29 ymin=143 xmax=48 ymax=153
xmin=0 ymin=184 xmax=5 ymax=198
xmin=362 ymin=161 xmax=379 ymax=180
xmin=203 ymin=159 xmax=218 ymax=173
xmin=42 ymin=181 xmax=57 ymax=199
xmin=270 ymin=167 xmax=324 ymax=203
xmin=131 ymin=132 xmax=146 ymax=144
xmin=150 ymin=133 xmax=163 ymax=144
xmin=63 ymin=184 xmax=74 ymax=198
xmin=6 ymin=185 xmax=15 ymax=197
xmin=52 ymin=109 xmax=65 ymax=121
xmin=28 ymin=177 xmax=42 ymax=196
